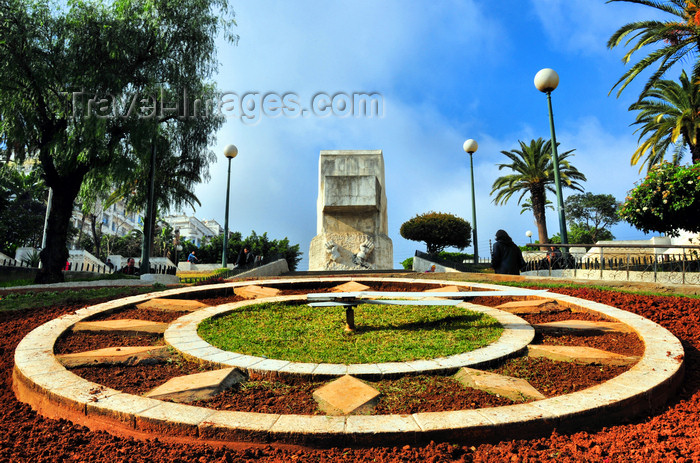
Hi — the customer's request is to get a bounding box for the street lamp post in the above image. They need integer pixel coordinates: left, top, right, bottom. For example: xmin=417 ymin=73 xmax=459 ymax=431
xmin=463 ymin=139 xmax=479 ymax=264
xmin=221 ymin=144 xmax=238 ymax=268
xmin=534 ymin=68 xmax=568 ymax=247
xmin=140 ymin=141 xmax=157 ymax=274
xmin=526 ymin=230 xmax=533 ymax=244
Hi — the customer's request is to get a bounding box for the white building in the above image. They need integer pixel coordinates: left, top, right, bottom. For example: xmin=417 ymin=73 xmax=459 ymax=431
xmin=161 ymin=214 xmax=222 ymax=247
xmin=70 ymin=198 xmax=142 ymax=248
xmin=202 ymin=219 xmax=223 ymax=237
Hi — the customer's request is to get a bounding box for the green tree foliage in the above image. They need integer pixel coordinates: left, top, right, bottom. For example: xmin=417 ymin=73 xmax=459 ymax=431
xmin=103 ymin=230 xmax=143 ymax=259
xmin=629 ymin=69 xmax=700 ymax=168
xmin=400 ymin=212 xmax=471 ymax=255
xmin=491 ymin=138 xmax=586 ymax=246
xmin=0 ymin=163 xmax=47 ymax=255
xmin=564 ymin=193 xmax=621 ymax=244
xmin=607 ymin=0 xmax=700 ymax=98
xmin=0 ymin=0 xmax=236 ymax=283
xmin=567 ymin=223 xmax=615 ymax=245
xmin=176 ymin=230 xmax=302 ymax=271
xmin=619 ymin=162 xmax=700 ymax=235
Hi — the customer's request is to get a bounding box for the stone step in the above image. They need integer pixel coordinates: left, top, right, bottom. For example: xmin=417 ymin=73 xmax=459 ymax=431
xmin=454 ymin=367 xmax=545 ymax=402
xmin=331 ymin=281 xmax=371 ymax=292
xmin=533 ymin=320 xmax=632 ymax=334
xmin=425 ymin=285 xmax=463 ymax=293
xmin=144 ymin=368 xmax=246 ymax=403
xmin=233 ymin=285 xmax=282 ymax=299
xmin=496 ymin=299 xmax=564 ymax=314
xmin=72 ymin=319 xmax=169 ymax=334
xmin=313 ymin=375 xmax=381 ymax=415
xmin=421 ymin=285 xmax=464 ymax=300
xmin=528 ymin=345 xmax=640 ymax=366
xmin=56 ymin=346 xmax=171 ymax=368
xmin=136 ymin=298 xmax=209 ymax=312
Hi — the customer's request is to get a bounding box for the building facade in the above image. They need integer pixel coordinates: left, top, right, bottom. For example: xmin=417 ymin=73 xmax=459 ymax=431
xmin=70 ymin=199 xmax=142 ymax=248
xmin=161 ymin=214 xmax=223 ymax=247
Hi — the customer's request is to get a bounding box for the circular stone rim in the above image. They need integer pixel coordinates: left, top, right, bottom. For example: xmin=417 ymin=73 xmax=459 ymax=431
xmin=165 ymin=294 xmax=535 ymax=378
xmin=13 ymin=276 xmax=686 ymax=447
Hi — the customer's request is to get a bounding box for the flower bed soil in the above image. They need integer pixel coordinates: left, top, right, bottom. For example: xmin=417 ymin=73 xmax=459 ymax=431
xmin=2 ymin=285 xmax=700 ymax=461
xmin=89 ymin=306 xmax=190 ymax=323
xmin=55 ymin=326 xmax=638 ymax=413
xmin=54 ymin=332 xmax=164 ymax=354
xmin=52 ymin=288 xmax=640 ymax=414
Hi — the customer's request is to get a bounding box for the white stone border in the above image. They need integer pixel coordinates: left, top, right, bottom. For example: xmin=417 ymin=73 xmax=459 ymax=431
xmin=13 ymin=277 xmax=685 ymax=447
xmin=165 ymin=295 xmax=534 ymax=378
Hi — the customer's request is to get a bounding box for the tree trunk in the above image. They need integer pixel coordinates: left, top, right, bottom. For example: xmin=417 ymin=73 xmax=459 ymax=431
xmin=529 ymin=184 xmax=549 ymax=247
xmin=89 ymin=214 xmax=101 ymax=261
xmin=76 ymin=213 xmax=85 ymax=248
xmin=690 ymin=140 xmax=700 ymax=165
xmin=34 ymin=168 xmax=87 ymax=284
xmin=35 ymin=177 xmax=84 ymax=283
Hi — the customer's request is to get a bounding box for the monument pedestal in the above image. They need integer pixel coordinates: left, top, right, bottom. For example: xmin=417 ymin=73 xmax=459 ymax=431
xmin=309 ymin=150 xmax=393 ymax=271
xmin=310 ymin=233 xmax=393 ymax=270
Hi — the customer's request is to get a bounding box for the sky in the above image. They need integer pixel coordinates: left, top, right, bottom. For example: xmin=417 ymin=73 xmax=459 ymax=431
xmin=185 ymin=0 xmax=671 ymax=269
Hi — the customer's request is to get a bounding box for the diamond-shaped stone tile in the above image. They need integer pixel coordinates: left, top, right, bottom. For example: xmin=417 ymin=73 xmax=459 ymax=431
xmin=533 ymin=320 xmax=632 ymax=334
xmin=528 ymin=345 xmax=640 ymax=366
xmin=233 ymin=285 xmax=281 ymax=299
xmin=144 ymin=368 xmax=246 ymax=403
xmin=57 ymin=346 xmax=171 ymax=367
xmin=331 ymin=281 xmax=371 ymax=292
xmin=495 ymin=299 xmax=563 ymax=314
xmin=313 ymin=375 xmax=381 ymax=415
xmin=72 ymin=319 xmax=169 ymax=334
xmin=422 ymin=285 xmax=464 ymax=300
xmin=136 ymin=298 xmax=209 ymax=312
xmin=454 ymin=367 xmax=545 ymax=401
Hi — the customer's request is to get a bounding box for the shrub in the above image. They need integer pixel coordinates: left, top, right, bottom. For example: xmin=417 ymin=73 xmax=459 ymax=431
xmin=619 ymin=162 xmax=700 ymax=236
xmin=438 ymin=251 xmax=472 ymax=264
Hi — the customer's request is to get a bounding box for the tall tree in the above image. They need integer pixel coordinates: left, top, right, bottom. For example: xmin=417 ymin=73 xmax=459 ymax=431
xmin=0 ymin=0 xmax=236 ymax=283
xmin=629 ymin=69 xmax=700 ymax=169
xmin=491 ymin=138 xmax=586 ymax=246
xmin=564 ymin=193 xmax=621 ymax=244
xmin=607 ymin=0 xmax=700 ymax=98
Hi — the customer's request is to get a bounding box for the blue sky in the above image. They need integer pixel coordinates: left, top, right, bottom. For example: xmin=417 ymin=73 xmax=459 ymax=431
xmin=189 ymin=0 xmax=670 ymax=269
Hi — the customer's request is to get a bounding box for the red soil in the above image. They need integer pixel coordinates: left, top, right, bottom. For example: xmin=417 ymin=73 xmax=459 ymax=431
xmin=2 ymin=286 xmax=700 ymax=461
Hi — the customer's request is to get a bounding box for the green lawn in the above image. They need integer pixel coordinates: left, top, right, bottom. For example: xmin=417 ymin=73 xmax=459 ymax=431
xmin=0 ymin=285 xmax=165 ymax=312
xmin=198 ymin=302 xmax=503 ymax=364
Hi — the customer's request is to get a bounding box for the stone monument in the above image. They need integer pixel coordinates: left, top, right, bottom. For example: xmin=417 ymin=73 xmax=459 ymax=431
xmin=309 ymin=150 xmax=393 ymax=270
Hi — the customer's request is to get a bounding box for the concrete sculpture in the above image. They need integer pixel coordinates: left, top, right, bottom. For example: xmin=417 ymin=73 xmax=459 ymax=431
xmin=309 ymin=150 xmax=393 ymax=270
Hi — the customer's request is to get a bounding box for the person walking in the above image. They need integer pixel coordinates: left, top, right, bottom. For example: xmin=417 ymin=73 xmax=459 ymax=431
xmin=491 ymin=229 xmax=526 ymax=275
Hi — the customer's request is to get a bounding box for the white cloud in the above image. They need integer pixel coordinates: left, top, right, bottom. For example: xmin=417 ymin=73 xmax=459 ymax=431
xmin=184 ymin=1 xmax=657 ymax=269
xmin=530 ymin=0 xmax=669 ymax=57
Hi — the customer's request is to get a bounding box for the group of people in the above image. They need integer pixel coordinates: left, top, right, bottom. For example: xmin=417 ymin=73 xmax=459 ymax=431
xmin=491 ymin=230 xmax=566 ymax=274
xmin=235 ymin=247 xmax=256 ymax=268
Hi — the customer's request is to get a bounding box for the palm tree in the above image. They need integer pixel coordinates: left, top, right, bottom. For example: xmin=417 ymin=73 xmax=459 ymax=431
xmin=491 ymin=138 xmax=587 ymax=246
xmin=629 ymin=69 xmax=700 ymax=169
xmin=607 ymin=0 xmax=700 ymax=98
